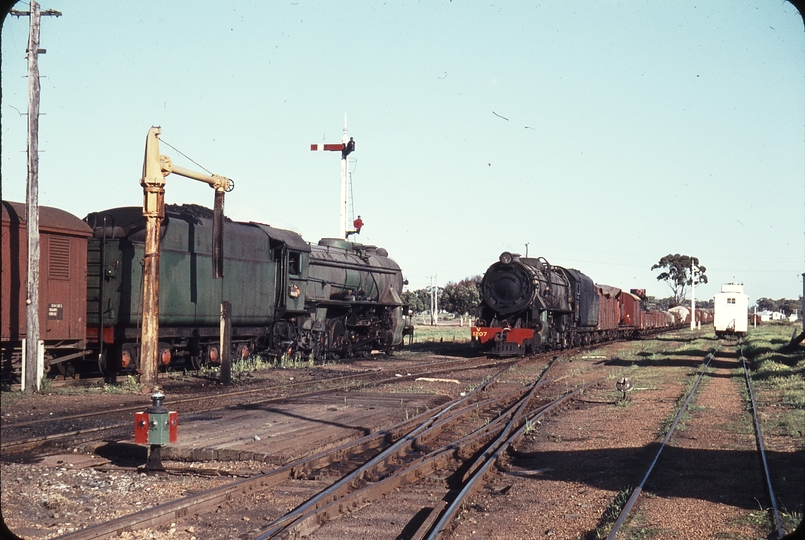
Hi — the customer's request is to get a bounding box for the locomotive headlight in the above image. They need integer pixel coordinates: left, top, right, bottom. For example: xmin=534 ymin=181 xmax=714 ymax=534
xmin=499 ymin=252 xmax=513 ymax=265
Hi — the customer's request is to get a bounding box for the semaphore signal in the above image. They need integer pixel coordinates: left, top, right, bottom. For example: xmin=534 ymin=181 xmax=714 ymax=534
xmin=311 ymin=114 xmax=356 ymax=239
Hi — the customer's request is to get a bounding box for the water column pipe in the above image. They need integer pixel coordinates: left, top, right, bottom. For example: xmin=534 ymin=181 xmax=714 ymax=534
xmin=138 ymin=126 xmax=233 ymax=390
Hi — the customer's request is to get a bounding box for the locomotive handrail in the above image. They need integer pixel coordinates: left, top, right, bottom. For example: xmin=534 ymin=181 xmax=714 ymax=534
xmin=308 ymin=258 xmax=400 ymax=274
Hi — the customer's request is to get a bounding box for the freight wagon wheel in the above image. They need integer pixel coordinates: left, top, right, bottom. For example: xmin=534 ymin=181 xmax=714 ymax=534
xmin=98 ymin=349 xmax=120 ymax=384
xmin=159 ymin=347 xmax=172 ymax=367
xmin=98 ymin=350 xmax=108 ymax=375
xmin=56 ymin=359 xmax=77 ymax=379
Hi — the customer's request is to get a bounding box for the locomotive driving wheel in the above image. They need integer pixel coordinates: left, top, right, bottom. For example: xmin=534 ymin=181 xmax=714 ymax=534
xmin=312 ymin=331 xmax=328 ymax=362
xmin=97 ymin=352 xmax=106 ymax=375
xmin=327 ymin=319 xmax=347 ymax=360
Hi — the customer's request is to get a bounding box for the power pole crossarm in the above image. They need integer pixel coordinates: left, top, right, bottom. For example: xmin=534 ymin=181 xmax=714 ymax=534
xmin=10 ymin=8 xmax=62 ymax=17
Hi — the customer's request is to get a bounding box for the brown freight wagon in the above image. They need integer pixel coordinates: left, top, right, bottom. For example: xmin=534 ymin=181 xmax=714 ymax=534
xmin=619 ymin=290 xmax=643 ymax=333
xmin=2 ymin=201 xmax=92 ymax=382
xmin=595 ymin=284 xmax=621 ymax=338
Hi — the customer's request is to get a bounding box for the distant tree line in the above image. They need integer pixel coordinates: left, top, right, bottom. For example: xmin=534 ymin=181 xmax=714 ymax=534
xmin=650 ymin=253 xmax=803 ymax=315
xmin=402 ymin=276 xmax=481 ymax=317
xmin=754 ymin=297 xmax=802 ymax=315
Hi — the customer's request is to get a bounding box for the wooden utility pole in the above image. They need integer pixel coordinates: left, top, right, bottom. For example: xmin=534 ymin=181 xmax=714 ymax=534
xmin=10 ymin=2 xmax=62 ymax=393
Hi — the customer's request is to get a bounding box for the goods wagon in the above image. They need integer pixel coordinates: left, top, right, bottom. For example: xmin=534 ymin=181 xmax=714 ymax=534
xmin=714 ymin=283 xmax=748 ymax=337
xmin=2 ymin=201 xmax=92 ymax=379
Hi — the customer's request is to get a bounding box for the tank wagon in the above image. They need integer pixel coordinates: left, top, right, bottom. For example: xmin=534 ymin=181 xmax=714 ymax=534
xmin=471 ymin=252 xmax=681 ymax=356
xmin=2 ymin=201 xmax=93 ymax=379
xmin=713 ymin=283 xmax=748 ymax=337
xmin=84 ymin=205 xmax=410 ymax=373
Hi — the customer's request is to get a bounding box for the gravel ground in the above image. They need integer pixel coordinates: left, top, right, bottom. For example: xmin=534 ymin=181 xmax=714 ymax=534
xmin=2 ymin=336 xmax=802 ymax=539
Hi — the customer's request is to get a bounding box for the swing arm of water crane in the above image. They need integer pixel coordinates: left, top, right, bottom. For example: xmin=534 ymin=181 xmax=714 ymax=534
xmin=140 ymin=126 xmax=233 ymax=278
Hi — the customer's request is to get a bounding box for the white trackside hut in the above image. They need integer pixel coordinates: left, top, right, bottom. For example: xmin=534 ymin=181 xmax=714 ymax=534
xmin=714 ymin=283 xmax=749 ymax=337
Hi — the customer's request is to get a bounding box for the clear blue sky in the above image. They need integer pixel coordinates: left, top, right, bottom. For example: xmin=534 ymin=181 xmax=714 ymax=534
xmin=3 ymin=1 xmax=803 ymax=305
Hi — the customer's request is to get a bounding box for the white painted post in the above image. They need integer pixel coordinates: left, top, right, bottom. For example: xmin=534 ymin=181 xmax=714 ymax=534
xmin=690 ymin=263 xmax=697 ymax=331
xmin=340 ymin=115 xmax=348 ymax=239
xmin=36 ymin=340 xmax=44 ymax=391
xmin=20 ymin=339 xmax=27 ymax=392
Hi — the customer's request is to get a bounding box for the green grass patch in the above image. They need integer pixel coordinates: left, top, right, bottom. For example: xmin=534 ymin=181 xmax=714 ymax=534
xmin=589 ymin=487 xmax=633 ymax=539
xmin=742 ymin=325 xmax=805 ymax=440
xmin=408 ymin=324 xmax=472 ymax=344
xmin=102 ymin=375 xmax=141 ymax=394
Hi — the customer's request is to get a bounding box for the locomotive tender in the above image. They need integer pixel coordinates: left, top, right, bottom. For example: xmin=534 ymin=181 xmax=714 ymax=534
xmin=471 ymin=251 xmax=680 ymax=356
xmin=2 ymin=201 xmax=410 ymax=380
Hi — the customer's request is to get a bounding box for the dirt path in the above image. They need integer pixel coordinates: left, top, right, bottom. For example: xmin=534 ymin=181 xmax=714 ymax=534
xmin=622 ymin=347 xmax=769 ymax=539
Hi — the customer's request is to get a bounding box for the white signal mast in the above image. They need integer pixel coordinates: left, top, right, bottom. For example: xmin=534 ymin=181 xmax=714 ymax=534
xmin=310 ymin=114 xmax=355 ymax=239
xmin=690 ymin=262 xmax=699 ymax=330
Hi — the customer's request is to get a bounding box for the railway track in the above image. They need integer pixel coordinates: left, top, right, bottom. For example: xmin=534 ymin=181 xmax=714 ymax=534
xmin=48 ymin=350 xmax=610 ymax=540
xmin=12 ymin=331 xmax=793 ymax=539
xmin=604 ymin=340 xmax=788 ymax=539
xmin=0 ymin=354 xmax=515 ymax=457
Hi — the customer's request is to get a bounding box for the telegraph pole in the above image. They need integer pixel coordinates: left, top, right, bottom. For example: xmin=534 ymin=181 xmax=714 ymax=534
xmin=10 ymin=2 xmax=62 ymax=393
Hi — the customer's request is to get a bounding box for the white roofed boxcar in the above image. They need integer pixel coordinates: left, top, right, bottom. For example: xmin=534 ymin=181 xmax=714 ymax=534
xmin=714 ymin=283 xmax=749 ymax=337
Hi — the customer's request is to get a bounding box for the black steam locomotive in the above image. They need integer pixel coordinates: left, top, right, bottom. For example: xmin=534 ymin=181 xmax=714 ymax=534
xmin=471 ymin=252 xmax=678 ymax=356
xmin=2 ymin=201 xmax=411 ymax=380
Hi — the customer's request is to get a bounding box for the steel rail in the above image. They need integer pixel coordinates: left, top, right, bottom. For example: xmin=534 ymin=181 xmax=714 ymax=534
xmin=250 ymin=363 xmax=520 ymax=539
xmin=424 ymin=377 xmax=605 ymax=539
xmin=2 ymin=355 xmax=514 ymax=455
xmin=267 ymin=398 xmax=554 ymax=540
xmin=260 ymin=371 xmax=597 ymax=540
xmin=605 ymin=344 xmax=719 ymax=540
xmin=56 ymin=360 xmax=524 ymax=540
xmin=1 ymin=354 xmax=502 ymax=431
xmin=54 ymin=397 xmax=458 ymax=540
xmin=252 ymin=360 xmax=570 ymax=539
xmin=740 ymin=345 xmax=786 ymax=539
